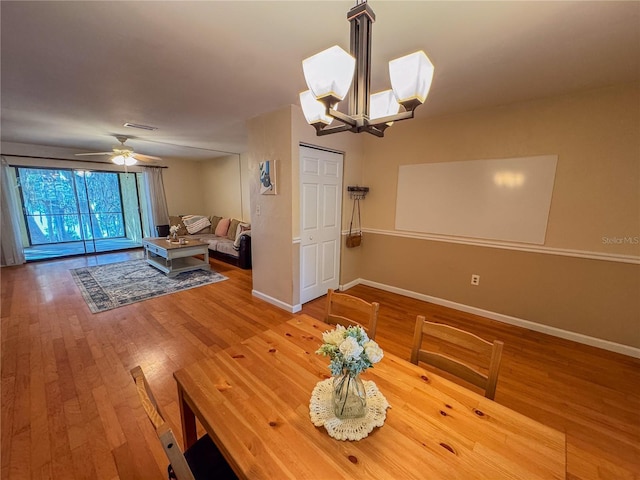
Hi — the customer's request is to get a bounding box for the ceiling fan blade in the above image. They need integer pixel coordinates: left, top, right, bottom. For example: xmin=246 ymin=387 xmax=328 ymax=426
xmin=133 ymin=153 xmax=162 ymax=162
xmin=75 ymin=152 xmax=113 ymax=156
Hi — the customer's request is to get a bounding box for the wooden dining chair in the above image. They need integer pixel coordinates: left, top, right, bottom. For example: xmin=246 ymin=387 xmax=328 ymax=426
xmin=325 ymin=288 xmax=380 ymax=340
xmin=410 ymin=315 xmax=504 ymax=400
xmin=130 ymin=366 xmax=238 ymax=480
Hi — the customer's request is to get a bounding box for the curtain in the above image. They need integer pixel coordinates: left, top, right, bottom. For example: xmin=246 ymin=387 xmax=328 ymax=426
xmin=0 ymin=157 xmax=26 ymax=266
xmin=142 ymin=167 xmax=170 ymax=237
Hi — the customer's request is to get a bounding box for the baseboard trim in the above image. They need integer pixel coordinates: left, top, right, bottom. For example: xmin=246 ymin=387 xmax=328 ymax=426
xmin=340 ymin=279 xmax=361 ymax=291
xmin=352 ymin=278 xmax=640 ymax=359
xmin=252 ymin=289 xmax=301 ymax=313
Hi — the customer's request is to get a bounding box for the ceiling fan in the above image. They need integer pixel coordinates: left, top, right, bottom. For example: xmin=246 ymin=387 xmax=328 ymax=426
xmin=76 ymin=135 xmax=161 ymax=166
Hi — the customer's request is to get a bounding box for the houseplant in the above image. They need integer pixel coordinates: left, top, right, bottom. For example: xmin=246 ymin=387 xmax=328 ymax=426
xmin=169 ymin=224 xmax=180 ymax=241
xmin=316 ymin=324 xmax=383 ymax=419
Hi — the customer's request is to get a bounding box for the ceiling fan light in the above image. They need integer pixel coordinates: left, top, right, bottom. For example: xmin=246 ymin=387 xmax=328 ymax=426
xmin=111 ymin=155 xmax=126 ymax=165
xmin=299 ymin=90 xmax=333 ymax=126
xmin=112 ymin=153 xmax=137 ymax=166
xmin=389 ymin=51 xmax=434 ymax=109
xmin=303 ymin=45 xmax=355 ymax=106
xmin=369 ymin=90 xmax=400 ymax=122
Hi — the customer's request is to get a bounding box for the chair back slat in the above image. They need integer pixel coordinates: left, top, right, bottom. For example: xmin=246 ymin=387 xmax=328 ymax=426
xmin=325 ymin=289 xmax=380 ymax=340
xmin=410 ymin=315 xmax=504 ymax=400
xmin=420 ymin=321 xmax=494 ymax=356
xmin=130 ymin=366 xmax=196 ymax=480
xmin=132 ymin=367 xmax=164 ymax=429
xmin=416 ymin=351 xmax=489 ymax=390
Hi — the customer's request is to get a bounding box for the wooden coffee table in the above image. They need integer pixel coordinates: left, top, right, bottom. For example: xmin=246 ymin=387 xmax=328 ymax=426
xmin=142 ymin=237 xmax=210 ymax=277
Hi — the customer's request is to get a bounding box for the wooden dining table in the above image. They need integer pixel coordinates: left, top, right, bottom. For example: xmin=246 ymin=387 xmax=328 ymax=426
xmin=173 ymin=314 xmax=566 ymax=479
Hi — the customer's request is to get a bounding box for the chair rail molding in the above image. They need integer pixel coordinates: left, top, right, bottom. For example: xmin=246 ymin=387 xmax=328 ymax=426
xmin=363 ymin=228 xmax=640 ymax=265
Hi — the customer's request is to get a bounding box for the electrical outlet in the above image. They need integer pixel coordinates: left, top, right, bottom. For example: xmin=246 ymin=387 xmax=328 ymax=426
xmin=256 ymin=204 xmax=261 ymax=216
xmin=471 ymin=274 xmax=480 ymax=286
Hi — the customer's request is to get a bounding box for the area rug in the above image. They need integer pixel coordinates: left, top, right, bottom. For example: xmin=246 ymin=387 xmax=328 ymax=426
xmin=70 ymin=259 xmax=227 ymax=313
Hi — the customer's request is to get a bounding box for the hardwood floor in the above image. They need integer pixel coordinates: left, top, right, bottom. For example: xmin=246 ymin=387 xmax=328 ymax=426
xmin=2 ymin=250 xmax=639 ymax=479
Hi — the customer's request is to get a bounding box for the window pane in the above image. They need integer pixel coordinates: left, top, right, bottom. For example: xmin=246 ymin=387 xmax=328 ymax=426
xmin=74 ymin=171 xmax=90 ymax=214
xmin=19 ymin=168 xmax=81 ymax=244
xmin=85 ymin=172 xmax=125 ymax=238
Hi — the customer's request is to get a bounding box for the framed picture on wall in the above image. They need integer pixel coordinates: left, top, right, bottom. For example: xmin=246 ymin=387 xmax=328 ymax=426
xmin=259 ymin=160 xmax=276 ymax=195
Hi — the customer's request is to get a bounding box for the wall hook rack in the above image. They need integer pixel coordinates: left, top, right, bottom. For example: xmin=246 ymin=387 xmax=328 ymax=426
xmin=347 ymin=186 xmax=369 ymax=200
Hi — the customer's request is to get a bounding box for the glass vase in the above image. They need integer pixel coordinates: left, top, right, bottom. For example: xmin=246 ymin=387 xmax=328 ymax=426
xmin=332 ymin=370 xmax=367 ymax=419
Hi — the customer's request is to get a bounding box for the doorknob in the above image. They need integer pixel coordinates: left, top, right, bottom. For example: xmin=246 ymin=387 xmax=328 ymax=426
xmin=309 ymin=236 xmax=313 ymax=240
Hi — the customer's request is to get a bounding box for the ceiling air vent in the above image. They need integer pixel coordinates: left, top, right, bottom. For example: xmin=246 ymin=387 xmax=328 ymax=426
xmin=123 ymin=122 xmax=158 ymax=131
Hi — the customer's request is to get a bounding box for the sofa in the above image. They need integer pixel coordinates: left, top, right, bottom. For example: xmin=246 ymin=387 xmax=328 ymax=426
xmin=160 ymin=215 xmax=252 ymax=269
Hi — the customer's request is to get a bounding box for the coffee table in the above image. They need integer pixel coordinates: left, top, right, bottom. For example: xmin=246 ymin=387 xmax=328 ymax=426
xmin=142 ymin=237 xmax=210 ymax=277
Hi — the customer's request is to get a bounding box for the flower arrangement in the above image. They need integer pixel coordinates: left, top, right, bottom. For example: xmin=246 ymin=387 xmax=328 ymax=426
xmin=316 ymin=324 xmax=384 ymax=377
xmin=169 ymin=225 xmax=180 ymax=235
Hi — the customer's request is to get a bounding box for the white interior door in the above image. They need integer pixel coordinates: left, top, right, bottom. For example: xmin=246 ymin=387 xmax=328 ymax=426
xmin=300 ymin=146 xmax=343 ymax=304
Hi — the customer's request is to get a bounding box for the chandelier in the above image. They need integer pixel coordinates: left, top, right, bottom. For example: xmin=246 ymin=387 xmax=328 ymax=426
xmin=299 ymin=0 xmax=434 ymax=137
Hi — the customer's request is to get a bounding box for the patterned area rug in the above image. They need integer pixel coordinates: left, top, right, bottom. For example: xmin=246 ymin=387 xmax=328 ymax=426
xmin=70 ymin=259 xmax=227 ymax=313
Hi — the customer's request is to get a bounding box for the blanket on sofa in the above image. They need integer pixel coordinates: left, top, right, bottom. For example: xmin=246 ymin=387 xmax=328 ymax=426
xmin=182 ymin=215 xmax=211 ymax=234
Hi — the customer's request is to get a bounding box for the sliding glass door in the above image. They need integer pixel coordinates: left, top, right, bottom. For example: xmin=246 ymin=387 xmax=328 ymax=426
xmin=75 ymin=170 xmax=127 ymax=253
xmin=16 ymin=167 xmax=143 ymax=261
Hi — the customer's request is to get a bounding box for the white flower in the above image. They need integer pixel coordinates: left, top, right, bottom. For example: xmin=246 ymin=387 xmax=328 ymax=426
xmin=316 ymin=324 xmax=384 ymax=376
xmin=364 ymin=341 xmax=384 ymax=364
xmin=339 ymin=336 xmax=363 ymax=361
xmin=170 ymin=225 xmax=179 ymax=234
xmin=322 ymin=324 xmax=346 ymax=346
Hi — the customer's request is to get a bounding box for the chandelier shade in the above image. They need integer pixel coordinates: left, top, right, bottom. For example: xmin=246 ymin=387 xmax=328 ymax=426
xmin=389 ymin=51 xmax=434 ymax=110
xmin=299 ymin=1 xmax=434 ymax=137
xmin=369 ymin=90 xmax=400 ymax=122
xmin=299 ymin=90 xmax=334 ymax=126
xmin=302 ymin=46 xmax=355 ymax=107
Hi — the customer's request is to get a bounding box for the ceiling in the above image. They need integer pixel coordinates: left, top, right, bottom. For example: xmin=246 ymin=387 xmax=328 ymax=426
xmin=1 ymin=1 xmax=638 ymax=162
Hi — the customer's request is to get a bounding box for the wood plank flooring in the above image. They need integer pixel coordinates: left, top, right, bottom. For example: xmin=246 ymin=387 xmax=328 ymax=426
xmin=2 ymin=250 xmax=639 ymax=479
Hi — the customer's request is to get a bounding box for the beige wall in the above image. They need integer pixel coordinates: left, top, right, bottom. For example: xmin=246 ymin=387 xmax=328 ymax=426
xmin=361 ymin=234 xmax=639 ymax=346
xmin=200 ymin=155 xmax=245 ymax=220
xmin=247 ymin=105 xmax=364 ymax=309
xmin=240 ymin=153 xmax=251 ymax=222
xmin=163 ymin=155 xmax=250 ymax=223
xmin=247 ymin=106 xmax=295 ymax=307
xmin=358 ymin=83 xmax=640 ymax=348
xmin=161 ymin=158 xmax=204 ymax=216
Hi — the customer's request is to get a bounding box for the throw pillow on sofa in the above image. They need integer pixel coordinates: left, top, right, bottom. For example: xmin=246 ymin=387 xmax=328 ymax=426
xmin=210 ymin=216 xmax=222 ymax=231
xmin=214 ymin=218 xmax=231 ymax=237
xmin=169 ymin=216 xmax=188 ymax=236
xmin=227 ymin=219 xmax=240 ymax=241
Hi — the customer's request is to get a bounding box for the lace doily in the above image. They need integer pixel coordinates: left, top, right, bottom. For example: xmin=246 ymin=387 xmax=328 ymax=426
xmin=309 ymin=378 xmax=391 ymax=441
